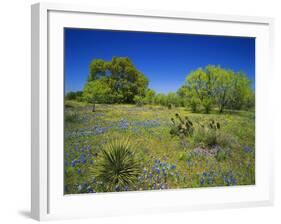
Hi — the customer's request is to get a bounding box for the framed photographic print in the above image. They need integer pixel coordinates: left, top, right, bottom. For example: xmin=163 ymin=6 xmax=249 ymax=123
xmin=31 ymin=2 xmax=274 ymax=221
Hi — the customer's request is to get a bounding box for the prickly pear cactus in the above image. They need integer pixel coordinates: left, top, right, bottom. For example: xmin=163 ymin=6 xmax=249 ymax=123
xmin=209 ymin=119 xmax=220 ymax=130
xmin=170 ymin=113 xmax=194 ymax=138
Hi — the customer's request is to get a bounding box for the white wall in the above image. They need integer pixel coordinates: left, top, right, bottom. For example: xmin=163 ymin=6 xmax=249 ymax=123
xmin=0 ymin=0 xmax=280 ymax=223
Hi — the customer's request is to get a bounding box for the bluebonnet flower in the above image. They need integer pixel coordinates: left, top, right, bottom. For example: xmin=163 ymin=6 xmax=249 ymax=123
xmin=82 ymin=158 xmax=87 ymax=164
xmin=71 ymin=159 xmax=76 ymax=167
xmin=87 ymin=145 xmax=91 ymax=150
xmin=223 ymin=172 xmax=237 ymax=186
xmin=155 ymin=168 xmax=160 ymax=174
xmin=118 ymin=119 xmax=130 ymax=129
xmin=171 ymin=164 xmax=176 ymax=170
xmin=80 ymin=154 xmax=86 ymax=164
xmin=77 ymin=168 xmax=81 ymax=175
xmin=133 ymin=120 xmax=160 ymax=128
xmin=90 ymin=160 xmax=94 ymax=165
xmin=200 ymin=177 xmax=205 ymax=185
xmin=95 ymin=126 xmax=106 ymax=135
xmin=115 ymin=185 xmax=120 ymax=192
xmin=124 ymin=186 xmax=129 ymax=191
xmin=244 ymin=146 xmax=253 ymax=153
xmin=155 ymin=159 xmax=160 ymax=164
xmin=87 ymin=186 xmax=94 ymax=193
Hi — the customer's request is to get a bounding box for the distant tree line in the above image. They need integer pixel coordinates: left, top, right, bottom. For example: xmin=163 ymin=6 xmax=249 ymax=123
xmin=65 ymin=57 xmax=254 ymax=113
xmin=65 ymin=91 xmax=83 ymax=101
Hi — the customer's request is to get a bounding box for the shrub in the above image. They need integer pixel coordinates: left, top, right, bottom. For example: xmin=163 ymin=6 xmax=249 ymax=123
xmin=193 ymin=128 xmax=217 ymax=147
xmin=192 ymin=120 xmax=221 ymax=148
xmin=65 ymin=91 xmax=83 ymax=101
xmin=167 ymin=103 xmax=172 ymax=109
xmin=90 ymin=139 xmax=141 ymax=192
xmin=170 ymin=113 xmax=194 ymax=138
xmin=215 ymin=146 xmax=231 ymax=161
xmin=134 ymin=95 xmax=144 ymax=107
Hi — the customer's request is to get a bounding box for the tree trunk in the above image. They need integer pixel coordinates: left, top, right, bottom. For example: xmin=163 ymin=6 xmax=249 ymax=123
xmin=92 ymin=103 xmax=96 ymax=112
xmin=219 ymin=105 xmax=224 ymax=113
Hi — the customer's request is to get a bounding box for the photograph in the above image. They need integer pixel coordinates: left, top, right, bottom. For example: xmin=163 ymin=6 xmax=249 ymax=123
xmin=63 ymin=28 xmax=255 ymax=194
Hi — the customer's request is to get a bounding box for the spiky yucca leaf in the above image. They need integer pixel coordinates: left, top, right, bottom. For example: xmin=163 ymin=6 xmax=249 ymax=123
xmin=91 ymin=139 xmax=141 ymax=191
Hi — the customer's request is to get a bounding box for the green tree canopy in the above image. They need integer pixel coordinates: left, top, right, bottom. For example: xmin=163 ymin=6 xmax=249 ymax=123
xmin=83 ymin=78 xmax=112 ymax=104
xmin=143 ymin=89 xmax=156 ymax=104
xmin=87 ymin=57 xmax=149 ymax=103
xmin=65 ymin=91 xmax=83 ymax=101
xmin=183 ymin=65 xmax=254 ymax=113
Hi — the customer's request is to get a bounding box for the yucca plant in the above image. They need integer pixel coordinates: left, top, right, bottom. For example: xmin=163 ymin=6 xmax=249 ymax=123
xmin=91 ymin=139 xmax=141 ymax=192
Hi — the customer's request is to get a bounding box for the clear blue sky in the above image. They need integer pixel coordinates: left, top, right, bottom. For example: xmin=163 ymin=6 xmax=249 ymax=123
xmin=65 ymin=28 xmax=255 ymax=94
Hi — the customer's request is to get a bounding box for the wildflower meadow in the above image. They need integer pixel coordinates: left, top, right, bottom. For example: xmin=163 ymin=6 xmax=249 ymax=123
xmin=64 ymin=29 xmax=255 ymax=194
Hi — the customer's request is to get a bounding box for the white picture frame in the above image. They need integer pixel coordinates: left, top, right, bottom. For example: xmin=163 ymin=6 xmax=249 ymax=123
xmin=31 ymin=2 xmax=274 ymax=221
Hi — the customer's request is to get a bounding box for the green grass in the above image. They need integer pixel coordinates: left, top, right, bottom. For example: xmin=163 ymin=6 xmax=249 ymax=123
xmin=64 ymin=101 xmax=255 ymax=194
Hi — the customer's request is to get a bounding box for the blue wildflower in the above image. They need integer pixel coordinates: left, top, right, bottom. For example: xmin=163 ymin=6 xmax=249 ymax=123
xmin=244 ymin=146 xmax=253 ymax=153
xmin=155 ymin=168 xmax=160 ymax=174
xmin=82 ymin=158 xmax=87 ymax=164
xmin=71 ymin=160 xmax=76 ymax=167
xmin=115 ymin=185 xmax=120 ymax=192
xmin=87 ymin=186 xmax=94 ymax=193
